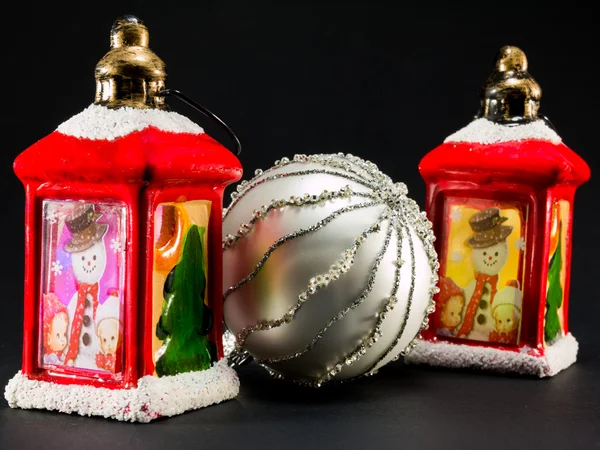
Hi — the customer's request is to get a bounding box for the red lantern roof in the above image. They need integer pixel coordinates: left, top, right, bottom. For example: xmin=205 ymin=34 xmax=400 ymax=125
xmin=14 ymin=109 xmax=242 ymax=186
xmin=420 ymin=120 xmax=590 ymax=187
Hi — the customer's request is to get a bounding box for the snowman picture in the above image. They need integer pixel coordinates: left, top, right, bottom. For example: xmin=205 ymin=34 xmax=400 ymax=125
xmin=63 ymin=203 xmax=119 ymax=370
xmin=443 ymin=207 xmax=523 ymax=343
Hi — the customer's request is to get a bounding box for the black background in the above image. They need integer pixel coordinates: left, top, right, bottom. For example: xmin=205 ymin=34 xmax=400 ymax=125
xmin=1 ymin=2 xmax=599 ymax=449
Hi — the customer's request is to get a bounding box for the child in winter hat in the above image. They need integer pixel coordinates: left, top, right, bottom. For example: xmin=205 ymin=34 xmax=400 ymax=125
xmin=94 ymin=293 xmax=122 ymax=373
xmin=489 ymin=286 xmax=522 ymax=345
xmin=42 ymin=293 xmax=69 ymax=365
xmin=436 ymin=277 xmax=465 ymax=335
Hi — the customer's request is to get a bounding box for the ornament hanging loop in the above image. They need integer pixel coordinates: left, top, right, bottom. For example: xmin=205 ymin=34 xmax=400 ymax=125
xmin=160 ymin=89 xmax=242 ymax=156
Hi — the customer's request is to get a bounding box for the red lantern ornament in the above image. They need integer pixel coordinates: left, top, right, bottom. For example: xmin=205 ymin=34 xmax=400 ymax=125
xmin=405 ymin=46 xmax=590 ymax=376
xmin=5 ymin=16 xmax=242 ymax=421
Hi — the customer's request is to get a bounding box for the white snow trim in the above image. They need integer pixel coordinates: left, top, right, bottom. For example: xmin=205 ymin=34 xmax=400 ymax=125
xmin=56 ymin=104 xmax=204 ymax=140
xmin=4 ymin=359 xmax=239 ymax=423
xmin=544 ymin=333 xmax=579 ymax=376
xmin=404 ymin=333 xmax=578 ymax=377
xmin=444 ymin=118 xmax=562 ymax=145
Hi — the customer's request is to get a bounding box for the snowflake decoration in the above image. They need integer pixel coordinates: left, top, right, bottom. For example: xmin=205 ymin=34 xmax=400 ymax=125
xmin=449 ymin=207 xmax=462 ymax=222
xmin=450 ymin=250 xmax=463 ymax=264
xmin=514 ymin=237 xmax=526 ymax=252
xmin=110 ymin=239 xmax=122 ymax=253
xmin=51 ymin=261 xmax=63 ymax=276
xmin=46 ymin=210 xmax=59 ymax=225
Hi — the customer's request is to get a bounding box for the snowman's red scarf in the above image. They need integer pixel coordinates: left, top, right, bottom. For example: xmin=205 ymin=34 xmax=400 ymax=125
xmin=64 ymin=283 xmax=99 ymax=364
xmin=456 ymin=273 xmax=498 ymax=338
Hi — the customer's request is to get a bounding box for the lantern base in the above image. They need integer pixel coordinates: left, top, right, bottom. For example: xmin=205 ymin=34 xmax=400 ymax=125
xmin=404 ymin=333 xmax=578 ymax=377
xmin=4 ymin=359 xmax=239 ymax=422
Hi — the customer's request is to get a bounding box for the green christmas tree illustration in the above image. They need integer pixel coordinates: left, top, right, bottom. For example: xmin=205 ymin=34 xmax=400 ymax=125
xmin=155 ymin=224 xmax=215 ymax=376
xmin=544 ymin=221 xmax=563 ymax=343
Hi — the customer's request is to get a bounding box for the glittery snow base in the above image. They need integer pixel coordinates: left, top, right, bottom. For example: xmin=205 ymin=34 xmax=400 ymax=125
xmin=56 ymin=104 xmax=204 ymax=140
xmin=4 ymin=359 xmax=239 ymax=422
xmin=444 ymin=118 xmax=561 ymax=145
xmin=404 ymin=333 xmax=578 ymax=377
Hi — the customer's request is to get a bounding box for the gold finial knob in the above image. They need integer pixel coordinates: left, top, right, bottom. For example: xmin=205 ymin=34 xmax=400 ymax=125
xmin=94 ymin=15 xmax=167 ymax=109
xmin=479 ymin=46 xmax=542 ymax=123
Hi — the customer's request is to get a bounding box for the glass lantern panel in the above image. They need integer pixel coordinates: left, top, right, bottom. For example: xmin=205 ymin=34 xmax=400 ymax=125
xmin=543 ymin=200 xmax=570 ymax=345
xmin=39 ymin=200 xmax=126 ymax=374
xmin=435 ymin=198 xmax=527 ymax=346
xmin=151 ymin=200 xmax=216 ymax=377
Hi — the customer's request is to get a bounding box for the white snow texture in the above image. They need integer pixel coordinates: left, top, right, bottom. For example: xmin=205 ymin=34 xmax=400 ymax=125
xmin=56 ymin=104 xmax=204 ymax=140
xmin=4 ymin=359 xmax=239 ymax=422
xmin=444 ymin=118 xmax=562 ymax=145
xmin=404 ymin=333 xmax=578 ymax=377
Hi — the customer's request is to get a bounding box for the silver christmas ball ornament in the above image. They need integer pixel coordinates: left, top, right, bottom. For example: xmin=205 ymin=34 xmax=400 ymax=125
xmin=222 ymin=153 xmax=438 ymax=386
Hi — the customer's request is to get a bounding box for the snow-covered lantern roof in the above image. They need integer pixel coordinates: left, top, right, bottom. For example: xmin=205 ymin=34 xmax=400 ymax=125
xmin=407 ymin=46 xmax=590 ymax=377
xmin=6 ymin=16 xmax=242 ymax=421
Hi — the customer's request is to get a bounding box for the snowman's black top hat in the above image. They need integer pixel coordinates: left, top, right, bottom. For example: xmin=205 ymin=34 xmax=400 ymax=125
xmin=465 ymin=207 xmax=513 ymax=249
xmin=64 ymin=204 xmax=108 ymax=253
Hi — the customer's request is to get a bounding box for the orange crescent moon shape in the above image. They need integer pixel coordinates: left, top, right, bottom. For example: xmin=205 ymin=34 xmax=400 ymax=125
xmin=549 ymin=203 xmax=560 ymax=257
xmin=154 ymin=203 xmax=191 ymax=273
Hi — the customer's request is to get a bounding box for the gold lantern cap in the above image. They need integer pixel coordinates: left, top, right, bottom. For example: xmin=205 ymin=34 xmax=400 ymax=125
xmin=479 ymin=46 xmax=541 ymax=123
xmin=94 ymin=15 xmax=167 ymax=109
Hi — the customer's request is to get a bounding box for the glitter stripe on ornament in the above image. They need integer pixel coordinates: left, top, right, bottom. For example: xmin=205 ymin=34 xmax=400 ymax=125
xmin=246 ymin=153 xmax=381 ymax=192
xmin=223 ymin=151 xmax=396 ymax=219
xmin=397 ymin=201 xmax=440 ymax=359
xmin=316 ymin=220 xmax=405 ymax=384
xmin=363 ymin=221 xmax=417 ymax=375
xmin=281 ymin=154 xmax=379 ymax=183
xmin=257 ymin=220 xmax=394 ymax=365
xmin=223 ymin=187 xmax=376 ymax=250
xmin=257 ymin=363 xmax=285 ymax=382
xmin=402 ymin=269 xmax=439 ymax=357
xmin=223 ymin=201 xmax=380 ymax=302
xmin=233 ymin=208 xmax=390 ymax=347
xmin=247 ymin=198 xmax=438 ymax=387
xmin=224 ymin=168 xmax=378 ymax=220
xmin=365 ymin=211 xmax=439 ymax=375
xmin=271 ymin=154 xmax=379 ymax=185
xmin=222 ymin=152 xmax=439 ymax=387
xmin=287 ymin=219 xmax=416 ymax=388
